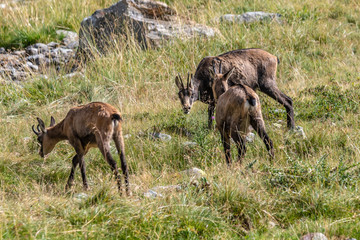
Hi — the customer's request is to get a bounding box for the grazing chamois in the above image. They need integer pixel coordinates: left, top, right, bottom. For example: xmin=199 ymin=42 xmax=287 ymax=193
xmin=32 ymin=102 xmax=129 ymax=195
xmin=211 ymin=62 xmax=274 ymax=165
xmin=175 ymin=48 xmax=294 ymax=129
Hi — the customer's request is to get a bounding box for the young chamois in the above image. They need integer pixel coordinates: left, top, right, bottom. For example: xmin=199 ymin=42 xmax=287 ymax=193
xmin=175 ymin=48 xmax=294 ymax=129
xmin=210 ymin=62 xmax=274 ymax=165
xmin=32 ymin=102 xmax=129 ymax=195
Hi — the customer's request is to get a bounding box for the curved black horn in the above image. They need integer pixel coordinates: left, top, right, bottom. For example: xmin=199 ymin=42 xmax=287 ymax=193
xmin=37 ymin=125 xmax=41 ymax=133
xmin=32 ymin=125 xmax=40 ymax=135
xmin=187 ymin=72 xmax=190 ymax=87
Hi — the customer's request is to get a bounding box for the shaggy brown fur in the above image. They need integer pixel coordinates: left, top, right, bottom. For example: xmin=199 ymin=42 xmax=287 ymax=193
xmin=32 ymin=102 xmax=129 ymax=195
xmin=213 ymin=78 xmax=274 ymax=164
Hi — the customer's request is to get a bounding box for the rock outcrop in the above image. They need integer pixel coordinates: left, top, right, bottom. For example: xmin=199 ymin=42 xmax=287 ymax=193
xmin=0 ymin=30 xmax=78 ymax=82
xmin=77 ymin=0 xmax=218 ymax=60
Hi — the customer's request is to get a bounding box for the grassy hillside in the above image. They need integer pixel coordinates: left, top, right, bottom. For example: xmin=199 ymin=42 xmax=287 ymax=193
xmin=1 ymin=0 xmax=360 ymax=239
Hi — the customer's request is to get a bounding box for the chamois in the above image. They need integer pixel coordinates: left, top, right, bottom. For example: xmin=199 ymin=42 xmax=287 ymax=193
xmin=32 ymin=102 xmax=129 ymax=195
xmin=175 ymin=48 xmax=294 ymax=129
xmin=211 ymin=62 xmax=274 ymax=165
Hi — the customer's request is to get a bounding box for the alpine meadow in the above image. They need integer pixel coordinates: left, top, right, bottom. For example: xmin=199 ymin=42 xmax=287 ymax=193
xmin=1 ymin=0 xmax=360 ymax=239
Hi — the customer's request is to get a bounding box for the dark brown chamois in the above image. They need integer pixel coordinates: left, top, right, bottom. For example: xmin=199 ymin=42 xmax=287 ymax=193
xmin=175 ymin=48 xmax=294 ymax=129
xmin=211 ymin=62 xmax=274 ymax=165
xmin=32 ymin=102 xmax=129 ymax=195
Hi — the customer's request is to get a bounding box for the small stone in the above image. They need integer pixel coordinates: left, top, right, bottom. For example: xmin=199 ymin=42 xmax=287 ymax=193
xmin=245 ymin=132 xmax=255 ymax=142
xmin=273 ymin=108 xmax=286 ymax=113
xmin=62 ymin=72 xmax=84 ymax=79
xmin=300 ymin=233 xmax=327 ymax=240
xmin=74 ymin=192 xmax=89 ymax=201
xmin=152 ymin=185 xmax=182 ymax=192
xmin=0 ymin=4 xmax=6 ymax=9
xmin=151 ymin=132 xmax=171 ymax=141
xmin=181 ymin=167 xmax=206 ymax=178
xmin=294 ymin=126 xmax=306 ymax=139
xmin=144 ymin=189 xmax=163 ymax=198
xmin=0 ymin=47 xmax=6 ymax=54
xmin=124 ymin=134 xmax=132 ymax=139
xmin=273 ymin=123 xmax=282 ymax=128
xmin=183 ymin=141 xmax=197 ymax=147
xmin=220 ymin=12 xmax=281 ymax=24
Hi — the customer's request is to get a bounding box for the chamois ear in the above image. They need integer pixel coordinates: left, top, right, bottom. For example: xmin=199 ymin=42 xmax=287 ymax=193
xmin=50 ymin=116 xmax=55 ymax=127
xmin=223 ymin=67 xmax=235 ymax=84
xmin=37 ymin=117 xmax=46 ymax=132
xmin=175 ymin=75 xmax=184 ymax=90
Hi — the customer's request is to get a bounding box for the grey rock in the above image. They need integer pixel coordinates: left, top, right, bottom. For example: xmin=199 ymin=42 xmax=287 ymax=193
xmin=77 ymin=0 xmax=218 ymax=60
xmin=13 ymin=50 xmax=26 ymax=56
xmin=74 ymin=192 xmax=89 ymax=201
xmin=300 ymin=233 xmax=327 ymax=240
xmin=26 ymin=54 xmax=50 ymax=66
xmin=25 ymin=47 xmax=38 ymax=55
xmin=144 ymin=189 xmax=163 ymax=198
xmin=183 ymin=141 xmax=197 ymax=147
xmin=65 ymin=40 xmax=79 ymax=49
xmin=346 ymin=238 xmax=357 ymax=240
xmin=63 ymin=72 xmax=84 ymax=79
xmin=294 ymin=126 xmax=306 ymax=139
xmin=180 ymin=167 xmax=206 ymax=178
xmin=25 ymin=61 xmax=39 ymax=71
xmin=124 ymin=134 xmax=132 ymax=139
xmin=47 ymin=42 xmax=60 ymax=48
xmin=0 ymin=47 xmax=6 ymax=54
xmin=273 ymin=123 xmax=282 ymax=128
xmin=220 ymin=12 xmax=281 ymax=24
xmin=151 ymin=132 xmax=171 ymax=141
xmin=152 ymin=185 xmax=182 ymax=192
xmin=26 ymin=43 xmax=49 ymax=54
xmin=12 ymin=71 xmax=30 ymax=81
xmin=245 ymin=132 xmax=255 ymax=142
xmin=56 ymin=30 xmax=78 ymax=45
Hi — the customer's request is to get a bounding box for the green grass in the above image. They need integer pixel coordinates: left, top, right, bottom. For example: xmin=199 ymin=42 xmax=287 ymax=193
xmin=1 ymin=0 xmax=360 ymax=239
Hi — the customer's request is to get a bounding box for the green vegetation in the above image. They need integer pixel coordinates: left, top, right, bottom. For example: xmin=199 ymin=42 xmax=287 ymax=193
xmin=1 ymin=0 xmax=360 ymax=239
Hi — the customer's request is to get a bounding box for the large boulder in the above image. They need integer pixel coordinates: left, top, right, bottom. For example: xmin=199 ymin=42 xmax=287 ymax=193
xmin=76 ymin=0 xmax=218 ymax=60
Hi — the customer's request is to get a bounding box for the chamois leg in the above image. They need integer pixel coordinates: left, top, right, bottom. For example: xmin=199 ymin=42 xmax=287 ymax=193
xmin=219 ymin=126 xmax=232 ymax=165
xmin=68 ymin=138 xmax=88 ymax=190
xmin=250 ymin=117 xmax=274 ymax=160
xmin=78 ymin=155 xmax=88 ymax=190
xmin=208 ymin=103 xmax=215 ymax=129
xmin=260 ymin=84 xmax=295 ymax=129
xmin=231 ymin=130 xmax=246 ymax=165
xmin=95 ymin=135 xmax=122 ymax=194
xmin=65 ymin=154 xmax=79 ymax=191
xmin=113 ymin=130 xmax=129 ymax=196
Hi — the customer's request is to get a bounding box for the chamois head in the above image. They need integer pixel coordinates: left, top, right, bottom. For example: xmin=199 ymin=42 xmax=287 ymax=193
xmin=175 ymin=73 xmax=195 ymax=114
xmin=209 ymin=60 xmax=235 ymax=102
xmin=32 ymin=117 xmax=56 ymax=157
